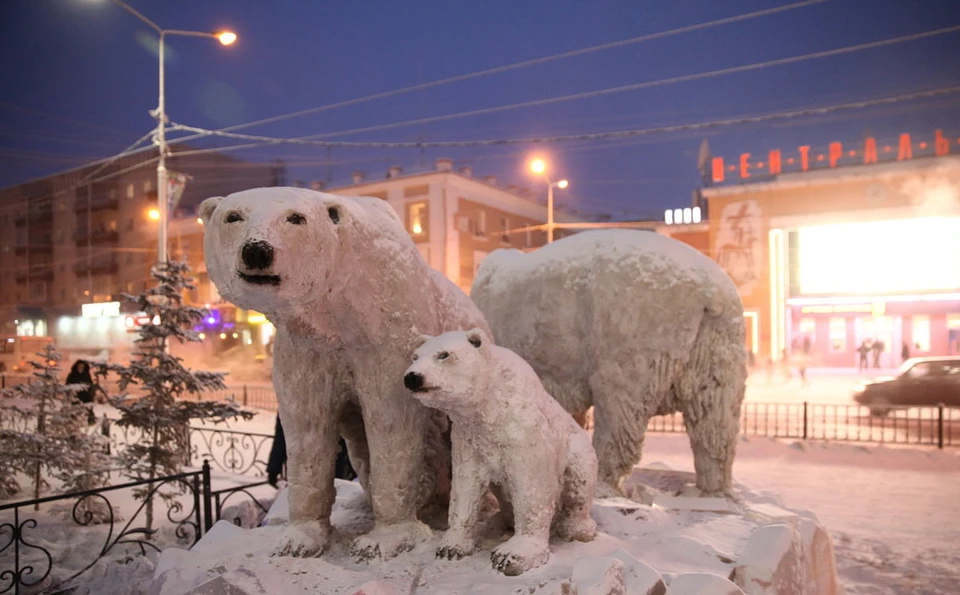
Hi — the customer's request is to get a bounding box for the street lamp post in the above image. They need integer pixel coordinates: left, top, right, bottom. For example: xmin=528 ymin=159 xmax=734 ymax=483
xmin=106 ymin=0 xmax=236 ymax=264
xmin=529 ymin=158 xmax=568 ymax=244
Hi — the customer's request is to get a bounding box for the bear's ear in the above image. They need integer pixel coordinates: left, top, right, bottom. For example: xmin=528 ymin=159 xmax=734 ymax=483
xmin=412 ymin=334 xmax=432 ymax=350
xmin=199 ymin=196 xmax=222 ymax=225
xmin=465 ymin=328 xmax=487 ymax=349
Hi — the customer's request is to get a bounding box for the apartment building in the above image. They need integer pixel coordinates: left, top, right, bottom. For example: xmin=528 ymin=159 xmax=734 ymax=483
xmin=0 ymin=147 xmax=284 ymax=347
xmin=164 ymin=157 xmax=584 ymax=358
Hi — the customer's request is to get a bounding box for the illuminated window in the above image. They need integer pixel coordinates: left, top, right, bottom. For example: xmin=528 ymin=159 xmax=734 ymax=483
xmin=524 ymin=228 xmax=532 ymax=248
xmin=829 ymin=317 xmax=846 ymax=352
xmin=408 ymin=202 xmax=427 ymax=236
xmin=126 ymin=184 xmax=135 ymax=199
xmin=143 ymin=180 xmax=152 ymax=192
xmin=948 ymin=314 xmax=960 ymax=330
xmin=476 ymin=211 xmax=487 ymax=237
xmin=913 ymin=315 xmax=931 ymax=352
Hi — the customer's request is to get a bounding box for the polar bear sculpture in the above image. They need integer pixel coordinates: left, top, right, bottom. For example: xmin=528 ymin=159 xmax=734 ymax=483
xmin=471 ymin=230 xmax=746 ymax=497
xmin=200 ymin=187 xmax=492 ymax=561
xmin=403 ymin=329 xmax=597 ymax=576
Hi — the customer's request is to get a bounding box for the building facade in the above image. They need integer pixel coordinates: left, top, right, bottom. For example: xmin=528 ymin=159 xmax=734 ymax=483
xmin=0 ymin=147 xmax=284 ymax=357
xmin=701 ymin=136 xmax=960 ymax=368
xmin=164 ymin=157 xmax=582 ymax=360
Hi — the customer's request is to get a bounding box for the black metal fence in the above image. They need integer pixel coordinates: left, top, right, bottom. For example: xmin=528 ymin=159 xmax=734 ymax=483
xmin=104 ymin=424 xmax=274 ymax=478
xmin=0 ymin=462 xmax=220 ymax=595
xmin=648 ymin=402 xmax=959 ymax=448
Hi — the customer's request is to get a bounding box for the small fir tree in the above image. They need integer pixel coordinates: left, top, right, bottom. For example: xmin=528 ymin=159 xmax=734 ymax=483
xmin=0 ymin=345 xmax=111 ymax=512
xmin=94 ymin=261 xmax=253 ymax=531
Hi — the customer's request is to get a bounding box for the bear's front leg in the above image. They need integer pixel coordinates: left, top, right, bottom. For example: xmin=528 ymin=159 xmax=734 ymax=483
xmin=271 ymin=358 xmax=341 ymax=558
xmin=490 ymin=470 xmax=557 ymax=575
xmin=436 ymin=443 xmax=487 ymax=561
xmin=350 ymin=390 xmax=433 ymax=562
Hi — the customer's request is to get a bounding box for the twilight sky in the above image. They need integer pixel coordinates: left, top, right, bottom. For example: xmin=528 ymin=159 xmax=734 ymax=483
xmin=1 ymin=0 xmax=958 ymax=220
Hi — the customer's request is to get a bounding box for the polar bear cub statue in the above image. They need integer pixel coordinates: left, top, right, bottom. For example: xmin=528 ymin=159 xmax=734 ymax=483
xmin=471 ymin=229 xmax=747 ymax=498
xmin=403 ymin=329 xmax=597 ymax=576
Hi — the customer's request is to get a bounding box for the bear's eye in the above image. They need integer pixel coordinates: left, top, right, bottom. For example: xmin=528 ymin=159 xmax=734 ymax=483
xmin=224 ymin=211 xmax=244 ymax=224
xmin=287 ymin=213 xmax=306 ymax=225
xmin=436 ymin=351 xmax=449 ymax=361
xmin=411 ymin=354 xmax=419 ymax=361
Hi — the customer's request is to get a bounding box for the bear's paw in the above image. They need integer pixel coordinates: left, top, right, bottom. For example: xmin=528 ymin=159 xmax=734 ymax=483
xmin=271 ymin=520 xmax=331 ymax=558
xmin=490 ymin=535 xmax=551 ymax=576
xmin=436 ymin=530 xmax=477 ymax=560
xmin=553 ymin=515 xmax=597 ymax=543
xmin=351 ymin=520 xmax=433 ymax=562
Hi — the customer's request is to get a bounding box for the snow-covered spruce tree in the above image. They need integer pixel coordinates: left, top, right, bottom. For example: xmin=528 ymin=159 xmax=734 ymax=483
xmin=0 ymin=345 xmax=111 ymax=513
xmin=94 ymin=261 xmax=254 ymax=532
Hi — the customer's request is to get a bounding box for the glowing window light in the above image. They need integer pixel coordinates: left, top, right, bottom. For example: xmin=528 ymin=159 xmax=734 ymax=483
xmin=692 ymin=207 xmax=702 ymax=223
xmin=665 ymin=210 xmax=673 ymax=224
xmin=797 ymin=217 xmax=960 ymax=295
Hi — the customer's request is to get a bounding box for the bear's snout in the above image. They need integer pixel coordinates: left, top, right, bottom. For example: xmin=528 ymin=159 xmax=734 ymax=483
xmin=241 ymin=240 xmax=274 ymax=270
xmin=404 ymin=371 xmax=425 ymax=392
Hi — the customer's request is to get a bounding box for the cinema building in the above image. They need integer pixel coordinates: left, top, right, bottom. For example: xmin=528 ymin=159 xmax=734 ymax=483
xmin=701 ymin=131 xmax=960 ymax=368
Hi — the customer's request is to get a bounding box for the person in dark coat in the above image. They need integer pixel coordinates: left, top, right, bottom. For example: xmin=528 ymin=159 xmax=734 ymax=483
xmin=266 ymin=414 xmax=356 ymax=488
xmin=66 ymin=360 xmax=96 ymax=425
xmin=266 ymin=415 xmax=287 ymax=488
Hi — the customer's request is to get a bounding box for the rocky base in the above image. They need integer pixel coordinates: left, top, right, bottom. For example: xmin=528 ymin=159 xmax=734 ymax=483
xmin=149 ymin=469 xmax=838 ymax=595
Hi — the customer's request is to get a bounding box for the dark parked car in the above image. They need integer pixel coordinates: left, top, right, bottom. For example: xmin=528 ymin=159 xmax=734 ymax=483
xmin=852 ymin=356 xmax=960 ymax=416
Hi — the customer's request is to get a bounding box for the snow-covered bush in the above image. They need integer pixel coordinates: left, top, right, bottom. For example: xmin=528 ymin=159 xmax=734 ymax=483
xmin=0 ymin=344 xmax=111 ymax=514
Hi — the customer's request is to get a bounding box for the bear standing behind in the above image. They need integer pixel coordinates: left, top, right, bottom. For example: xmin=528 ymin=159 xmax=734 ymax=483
xmin=471 ymin=229 xmax=747 ymax=498
xmin=404 ymin=329 xmax=597 ymax=576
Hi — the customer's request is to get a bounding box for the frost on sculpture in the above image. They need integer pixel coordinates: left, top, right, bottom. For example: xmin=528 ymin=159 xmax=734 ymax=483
xmin=199 ymin=187 xmax=492 ymax=561
xmin=471 ymin=230 xmax=747 ymax=497
xmin=404 ymin=329 xmax=597 ymax=576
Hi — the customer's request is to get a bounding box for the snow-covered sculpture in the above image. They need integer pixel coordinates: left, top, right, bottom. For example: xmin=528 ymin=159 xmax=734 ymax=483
xmin=403 ymin=329 xmax=597 ymax=576
xmin=471 ymin=230 xmax=747 ymax=497
xmin=199 ymin=187 xmax=492 ymax=560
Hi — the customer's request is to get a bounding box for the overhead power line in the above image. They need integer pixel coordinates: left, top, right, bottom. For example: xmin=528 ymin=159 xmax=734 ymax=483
xmin=169 ymin=85 xmax=960 ymax=149
xmin=294 ymin=24 xmax=960 ymax=141
xmin=205 ymin=0 xmax=832 ymax=134
xmin=167 ymin=22 xmax=960 ymax=151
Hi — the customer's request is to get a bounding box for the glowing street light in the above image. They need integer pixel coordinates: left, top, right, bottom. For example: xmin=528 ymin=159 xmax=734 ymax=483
xmin=147 ymin=208 xmax=161 ymax=221
xmin=527 ymin=157 xmax=569 ymax=244
xmin=217 ymin=31 xmax=238 ymax=46
xmin=99 ymin=0 xmax=237 ymax=264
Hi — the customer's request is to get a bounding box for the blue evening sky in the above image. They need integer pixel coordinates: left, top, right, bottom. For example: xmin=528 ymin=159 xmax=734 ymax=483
xmin=1 ymin=0 xmax=958 ymax=219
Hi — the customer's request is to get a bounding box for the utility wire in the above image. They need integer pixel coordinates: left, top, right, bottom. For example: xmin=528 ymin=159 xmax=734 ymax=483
xmin=167 ymin=24 xmax=960 ymax=150
xmin=294 ymin=24 xmax=960 ymax=141
xmin=169 ymin=85 xmax=960 ymax=149
xmin=204 ymin=0 xmax=832 ymax=134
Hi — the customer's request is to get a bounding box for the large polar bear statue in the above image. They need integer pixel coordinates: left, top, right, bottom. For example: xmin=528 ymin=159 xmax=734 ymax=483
xmin=200 ymin=187 xmax=492 ymax=561
xmin=403 ymin=329 xmax=597 ymax=576
xmin=470 ymin=229 xmax=746 ymax=497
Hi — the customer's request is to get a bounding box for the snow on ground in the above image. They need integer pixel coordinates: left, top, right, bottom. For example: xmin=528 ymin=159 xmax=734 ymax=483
xmin=641 ymin=433 xmax=960 ymax=595
xmin=6 ymin=370 xmax=958 ymax=594
xmin=211 ymin=403 xmax=960 ymax=594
